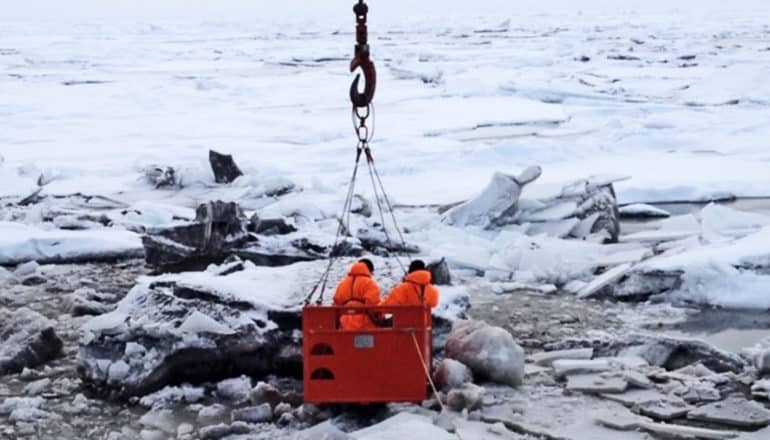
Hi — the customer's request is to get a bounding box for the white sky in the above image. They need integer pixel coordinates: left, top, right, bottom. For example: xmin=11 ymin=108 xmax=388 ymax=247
xmin=2 ymin=0 xmax=768 ymax=22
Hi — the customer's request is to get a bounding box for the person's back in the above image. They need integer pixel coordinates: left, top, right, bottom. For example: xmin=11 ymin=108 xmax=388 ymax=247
xmin=380 ymin=260 xmax=439 ymax=308
xmin=333 ymin=259 xmax=381 ymax=330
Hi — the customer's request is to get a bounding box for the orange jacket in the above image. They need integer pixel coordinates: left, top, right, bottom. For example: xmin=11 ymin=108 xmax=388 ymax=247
xmin=380 ymin=270 xmax=439 ymax=308
xmin=333 ymin=262 xmax=381 ymax=330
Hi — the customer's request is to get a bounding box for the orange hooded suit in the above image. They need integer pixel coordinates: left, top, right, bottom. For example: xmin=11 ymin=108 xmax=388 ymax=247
xmin=380 ymin=269 xmax=439 ymax=308
xmin=333 ymin=262 xmax=381 ymax=330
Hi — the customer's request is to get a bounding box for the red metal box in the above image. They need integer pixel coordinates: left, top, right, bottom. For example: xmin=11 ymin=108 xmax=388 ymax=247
xmin=302 ymin=305 xmax=432 ymax=404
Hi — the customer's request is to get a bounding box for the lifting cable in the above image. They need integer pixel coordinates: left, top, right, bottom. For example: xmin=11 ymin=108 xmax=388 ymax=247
xmin=364 ymin=147 xmax=406 ymax=274
xmin=303 ymin=147 xmax=363 ymax=305
xmin=305 ymin=0 xmax=412 ymax=305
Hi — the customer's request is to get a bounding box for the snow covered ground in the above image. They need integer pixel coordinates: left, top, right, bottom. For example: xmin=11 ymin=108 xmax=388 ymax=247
xmin=3 ymin=2 xmax=770 ymax=439
xmin=2 ymin=0 xmax=770 ymax=206
xmin=1 ymin=0 xmax=769 ymax=305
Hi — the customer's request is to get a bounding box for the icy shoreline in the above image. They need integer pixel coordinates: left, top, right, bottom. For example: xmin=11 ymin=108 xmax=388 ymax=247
xmin=2 ymin=260 xmax=770 ymax=440
xmin=3 ymin=4 xmax=770 ymax=438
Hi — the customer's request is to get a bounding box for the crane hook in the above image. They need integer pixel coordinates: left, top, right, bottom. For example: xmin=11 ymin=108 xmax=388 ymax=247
xmin=350 ymin=52 xmax=377 ymax=108
xmin=349 ymin=0 xmax=376 ymax=108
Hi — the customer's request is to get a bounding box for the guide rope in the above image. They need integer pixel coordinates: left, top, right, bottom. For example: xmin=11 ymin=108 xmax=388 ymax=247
xmin=412 ymin=331 xmax=466 ymax=440
xmin=412 ymin=332 xmax=445 ymax=412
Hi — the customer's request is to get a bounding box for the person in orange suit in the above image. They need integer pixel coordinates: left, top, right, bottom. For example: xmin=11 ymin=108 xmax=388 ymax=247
xmin=380 ymin=260 xmax=439 ymax=308
xmin=333 ymin=258 xmax=381 ymax=330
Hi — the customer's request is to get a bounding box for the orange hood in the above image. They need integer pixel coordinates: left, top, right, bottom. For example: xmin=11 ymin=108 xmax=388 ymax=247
xmin=348 ymin=262 xmax=372 ymax=277
xmin=405 ymin=269 xmax=431 ymax=286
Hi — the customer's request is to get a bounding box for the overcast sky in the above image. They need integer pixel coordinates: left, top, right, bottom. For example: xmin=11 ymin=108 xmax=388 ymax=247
xmin=3 ymin=0 xmax=768 ymax=22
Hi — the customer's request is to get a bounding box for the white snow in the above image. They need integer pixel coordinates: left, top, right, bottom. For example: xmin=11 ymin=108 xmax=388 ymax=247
xmin=444 ymin=172 xmax=523 ymax=228
xmin=552 ymin=359 xmax=613 ymax=378
xmin=125 ymin=342 xmax=147 ymax=357
xmin=0 ymin=165 xmax=38 ymax=199
xmin=0 ymin=2 xmax=769 ymax=312
xmin=13 ymin=261 xmax=40 ymax=277
xmin=608 ymin=205 xmax=770 ymax=309
xmin=82 ymin=259 xmax=325 ymax=346
xmin=432 ymin=286 xmax=469 ymax=322
xmin=352 ymin=412 xmax=454 ymax=440
xmin=482 ymin=385 xmax=651 ymax=440
xmin=178 ymin=311 xmax=235 ymax=335
xmin=0 ymin=221 xmax=143 ymax=265
xmin=82 ymin=310 xmax=129 ymax=337
xmin=139 ymin=385 xmax=205 ymax=409
xmin=669 ymin=268 xmax=770 ymax=310
xmin=752 ymin=380 xmax=770 ymax=400
xmin=593 ymin=248 xmax=652 ymax=267
xmin=197 ymin=404 xmax=228 ymax=425
xmin=0 ymin=266 xmax=17 ymax=285
xmin=635 ymin=218 xmax=770 ymax=309
xmin=530 ymin=348 xmax=594 ymax=367
xmin=395 ymin=97 xmax=568 ymax=137
xmin=107 ymin=360 xmax=131 ymax=383
xmin=216 ymin=376 xmax=252 ymax=403
xmin=0 ymin=1 xmax=768 ymax=212
xmin=111 ymin=201 xmax=195 ymax=230
xmin=139 ymin=409 xmax=178 ymax=434
xmin=295 ymin=421 xmax=353 ymax=440
xmin=680 ymin=65 xmax=770 ymax=106
xmin=152 ymin=260 xmax=320 ymax=312
xmin=22 ymin=378 xmax=51 ymax=396
xmin=619 ymin=204 xmax=671 ymax=218
xmin=486 ymin=231 xmax=609 ymax=284
xmin=577 ymin=263 xmax=633 ymax=299
xmin=3 ymin=5 xmax=770 ymax=439
xmin=0 ymin=396 xmax=47 ymax=422
xmin=519 ymin=201 xmax=578 ymax=223
xmin=687 ymin=204 xmax=770 ymax=234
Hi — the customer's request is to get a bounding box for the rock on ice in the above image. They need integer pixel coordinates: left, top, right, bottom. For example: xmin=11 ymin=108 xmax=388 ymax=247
xmin=445 ymin=320 xmax=525 ymax=387
xmin=77 ymin=260 xmax=305 ymax=397
xmin=432 ymin=358 xmax=473 ymax=391
xmin=0 ymin=307 xmax=63 ymax=376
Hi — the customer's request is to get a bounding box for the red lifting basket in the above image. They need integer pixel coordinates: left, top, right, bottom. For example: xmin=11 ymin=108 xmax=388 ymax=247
xmin=302 ymin=305 xmax=432 ymax=404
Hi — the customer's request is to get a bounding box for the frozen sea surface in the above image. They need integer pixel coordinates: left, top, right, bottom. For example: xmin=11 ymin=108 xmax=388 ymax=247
xmin=2 ymin=0 xmax=770 ymax=207
xmin=3 ymin=3 xmax=770 ymax=440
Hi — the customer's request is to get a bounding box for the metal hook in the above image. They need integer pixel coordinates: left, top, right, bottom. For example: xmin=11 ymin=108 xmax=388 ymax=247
xmin=350 ymin=51 xmax=377 ymax=108
xmin=349 ymin=0 xmax=376 ymax=108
